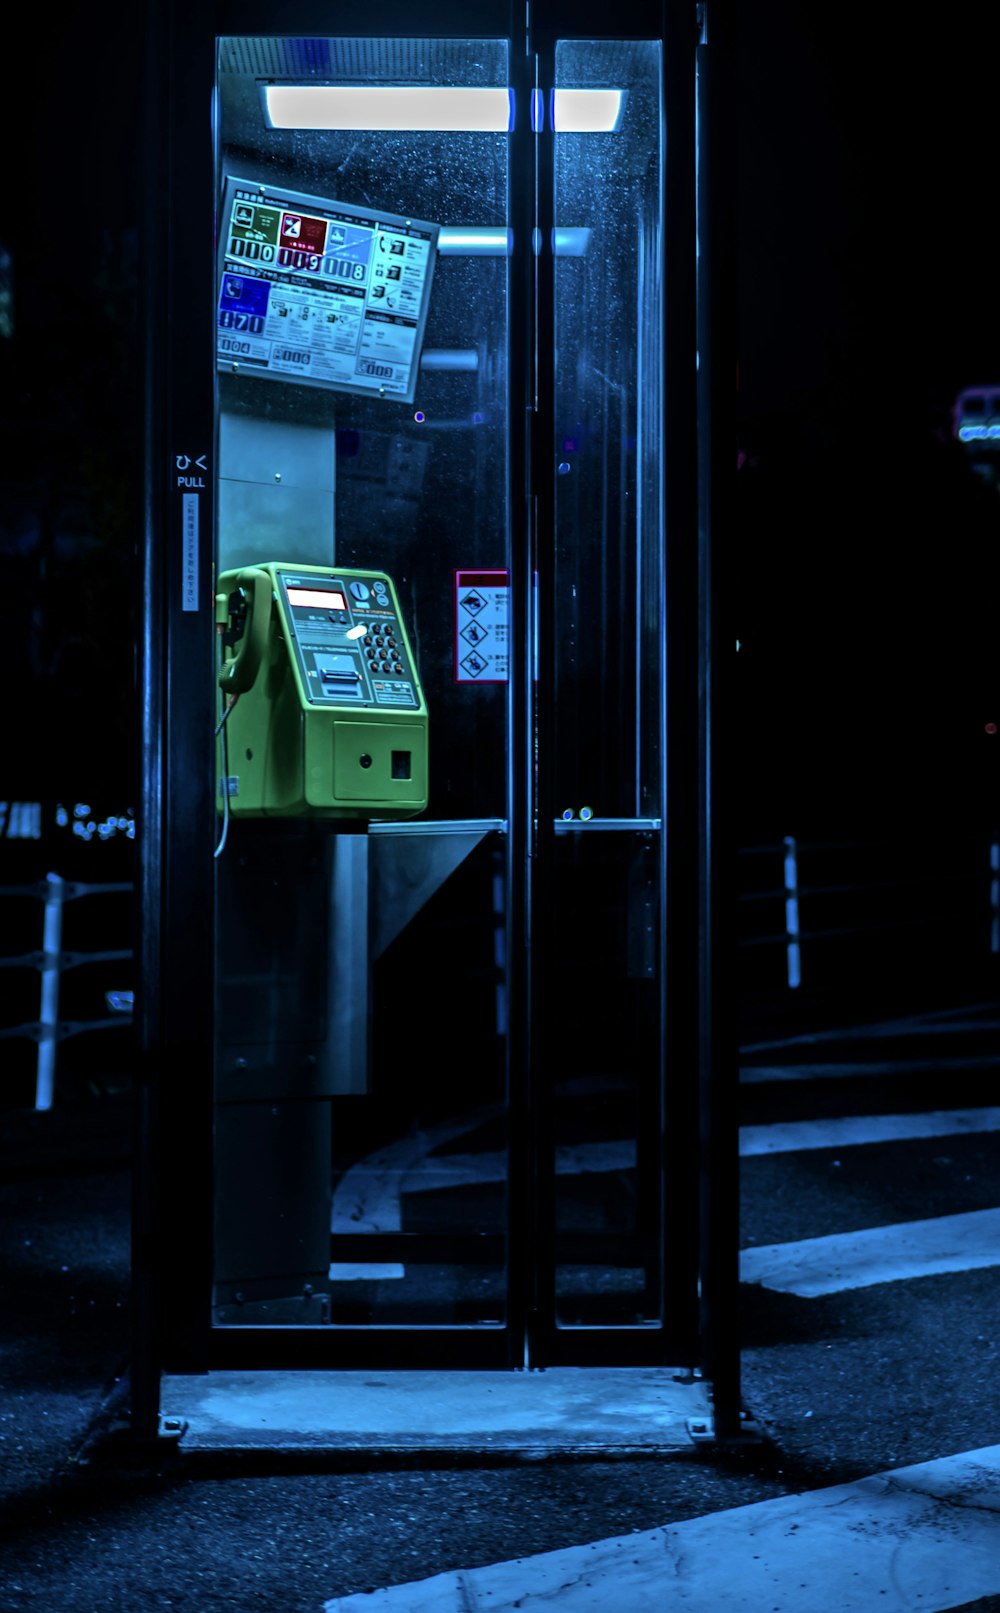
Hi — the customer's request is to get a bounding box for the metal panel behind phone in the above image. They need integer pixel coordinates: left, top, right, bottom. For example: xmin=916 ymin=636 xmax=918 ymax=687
xmin=218 ymin=411 xmax=336 ymax=573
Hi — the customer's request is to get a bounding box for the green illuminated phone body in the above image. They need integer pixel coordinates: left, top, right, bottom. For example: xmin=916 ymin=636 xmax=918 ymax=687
xmin=216 ymin=561 xmax=428 ymax=820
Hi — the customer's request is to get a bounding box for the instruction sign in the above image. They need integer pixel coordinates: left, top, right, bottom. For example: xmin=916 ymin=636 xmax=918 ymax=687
xmin=454 ymin=571 xmax=509 ymax=683
xmin=217 ymin=178 xmax=439 ymax=404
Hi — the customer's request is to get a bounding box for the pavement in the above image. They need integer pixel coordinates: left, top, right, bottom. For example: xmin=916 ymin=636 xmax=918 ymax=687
xmin=3 ymin=1021 xmax=1000 ymax=1613
xmin=0 ymin=1095 xmax=783 ymax=1612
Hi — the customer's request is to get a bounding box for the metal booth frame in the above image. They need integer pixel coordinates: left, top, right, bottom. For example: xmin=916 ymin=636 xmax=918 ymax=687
xmin=133 ymin=0 xmax=739 ymax=1445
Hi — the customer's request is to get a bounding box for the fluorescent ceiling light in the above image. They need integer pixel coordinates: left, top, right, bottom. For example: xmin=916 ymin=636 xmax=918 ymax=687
xmin=553 ymin=227 xmax=592 ymax=256
xmin=263 ymin=85 xmax=514 ymax=131
xmin=436 ymin=228 xmax=592 ymax=257
xmin=262 ymin=85 xmax=625 ymax=133
xmin=437 ymin=228 xmax=513 ymax=255
xmin=551 ymin=89 xmax=624 ymax=132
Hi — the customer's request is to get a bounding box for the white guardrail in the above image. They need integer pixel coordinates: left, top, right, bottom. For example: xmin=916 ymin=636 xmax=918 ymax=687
xmin=739 ymin=833 xmax=1000 ymax=990
xmin=2 ymin=835 xmax=998 ymax=1106
xmin=0 ymin=872 xmax=133 ymax=1110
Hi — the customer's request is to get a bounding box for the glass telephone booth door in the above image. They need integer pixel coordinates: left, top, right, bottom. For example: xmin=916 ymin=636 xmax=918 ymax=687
xmin=137 ymin=0 xmax=738 ymax=1432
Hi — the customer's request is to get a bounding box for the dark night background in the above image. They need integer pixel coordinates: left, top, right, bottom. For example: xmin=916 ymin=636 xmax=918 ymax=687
xmin=3 ymin=13 xmax=1000 ymax=1608
xmin=2 ymin=3 xmax=1000 ymax=1062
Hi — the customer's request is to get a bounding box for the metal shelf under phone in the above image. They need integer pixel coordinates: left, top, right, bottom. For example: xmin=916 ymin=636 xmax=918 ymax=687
xmin=367 ymin=817 xmax=662 ymax=837
xmin=367 ymin=819 xmax=661 ymax=961
xmin=369 ymin=817 xmax=507 ymax=837
xmin=553 ymin=817 xmax=661 ymax=834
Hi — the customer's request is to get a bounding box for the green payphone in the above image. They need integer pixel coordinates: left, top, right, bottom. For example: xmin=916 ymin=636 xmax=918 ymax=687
xmin=215 ymin=561 xmax=428 ymax=821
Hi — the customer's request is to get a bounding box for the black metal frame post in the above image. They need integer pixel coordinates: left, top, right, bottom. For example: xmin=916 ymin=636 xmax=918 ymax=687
xmin=696 ymin=0 xmax=741 ymax=1437
xmin=525 ymin=11 xmax=560 ymax=1372
xmin=506 ymin=6 xmax=540 ymax=1370
xmin=131 ymin=0 xmax=170 ymax=1443
xmin=134 ymin=0 xmax=219 ymax=1419
xmin=661 ymin=0 xmax=703 ymax=1367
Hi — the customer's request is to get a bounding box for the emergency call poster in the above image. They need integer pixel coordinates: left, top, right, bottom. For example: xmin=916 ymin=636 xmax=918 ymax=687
xmin=217 ymin=180 xmax=439 ymax=403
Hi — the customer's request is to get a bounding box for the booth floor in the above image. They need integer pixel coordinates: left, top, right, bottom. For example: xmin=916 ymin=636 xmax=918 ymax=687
xmin=158 ymin=1367 xmax=715 ymax=1458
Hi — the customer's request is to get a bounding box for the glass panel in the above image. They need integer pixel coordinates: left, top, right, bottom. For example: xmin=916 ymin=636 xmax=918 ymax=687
xmin=212 ymin=36 xmax=510 ymax=1330
xmin=551 ymin=40 xmax=664 ymax=1327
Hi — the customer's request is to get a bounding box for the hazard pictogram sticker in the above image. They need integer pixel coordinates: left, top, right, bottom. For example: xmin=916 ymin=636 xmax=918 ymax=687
xmin=454 ymin=570 xmax=509 ymax=683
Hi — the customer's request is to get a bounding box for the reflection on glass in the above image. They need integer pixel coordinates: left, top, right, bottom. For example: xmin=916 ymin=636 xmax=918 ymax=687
xmin=212 ymin=36 xmax=510 ymax=1330
xmin=551 ymin=39 xmax=664 ymax=1329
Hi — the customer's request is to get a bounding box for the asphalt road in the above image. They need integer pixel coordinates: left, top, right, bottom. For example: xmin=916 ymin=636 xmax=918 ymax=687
xmin=2 ymin=983 xmax=1000 ymax=1611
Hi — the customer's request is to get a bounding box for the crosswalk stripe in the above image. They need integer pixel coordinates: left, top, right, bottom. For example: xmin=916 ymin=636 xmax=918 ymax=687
xmin=741 ymin=1054 xmax=1000 ymax=1080
xmin=332 ymin=1112 xmax=1000 ymax=1281
xmin=740 ymin=1206 xmax=1000 ymax=1296
xmin=322 ymin=1444 xmax=1000 ymax=1612
xmin=740 ymin=1106 xmax=1000 ymax=1154
xmin=329 ymin=1094 xmax=1000 ymax=1285
xmin=741 ymin=1006 xmax=1000 ymax=1054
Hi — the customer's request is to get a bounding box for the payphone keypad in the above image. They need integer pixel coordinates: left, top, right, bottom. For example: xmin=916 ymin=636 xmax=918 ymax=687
xmin=279 ymin=569 xmax=419 ymax=711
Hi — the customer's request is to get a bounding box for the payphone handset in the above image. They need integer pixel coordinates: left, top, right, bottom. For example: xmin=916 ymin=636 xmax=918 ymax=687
xmin=218 ymin=567 xmax=272 ymax=694
xmin=215 ymin=561 xmax=428 ymax=821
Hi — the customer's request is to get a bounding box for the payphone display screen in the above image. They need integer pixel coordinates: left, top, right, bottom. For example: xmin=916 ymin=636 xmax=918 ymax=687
xmin=217 ymin=176 xmax=439 ymax=403
xmin=287 ymin=587 xmax=348 ymax=612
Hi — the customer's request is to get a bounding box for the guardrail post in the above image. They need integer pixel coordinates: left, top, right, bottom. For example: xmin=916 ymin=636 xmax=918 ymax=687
xmin=35 ymin=872 xmax=65 ymax=1110
xmin=783 ymin=835 xmax=801 ymax=989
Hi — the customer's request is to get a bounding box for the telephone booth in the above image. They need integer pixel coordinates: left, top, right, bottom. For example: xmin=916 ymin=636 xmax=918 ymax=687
xmin=134 ymin=0 xmax=740 ymax=1448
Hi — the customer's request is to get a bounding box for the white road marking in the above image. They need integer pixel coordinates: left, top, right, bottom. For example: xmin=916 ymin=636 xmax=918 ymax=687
xmin=741 ymin=1053 xmax=1000 ymax=1080
xmin=329 ymin=1109 xmax=503 ymax=1281
xmin=331 ymin=1107 xmax=1000 ymax=1280
xmin=740 ymin=1106 xmax=1000 ymax=1155
xmin=400 ymin=1141 xmax=638 ymax=1194
xmin=322 ymin=1444 xmax=1000 ymax=1612
xmin=328 ymin=1139 xmax=637 ymax=1281
xmin=740 ymin=1206 xmax=1000 ymax=1296
xmin=741 ymin=1002 xmax=1000 ymax=1055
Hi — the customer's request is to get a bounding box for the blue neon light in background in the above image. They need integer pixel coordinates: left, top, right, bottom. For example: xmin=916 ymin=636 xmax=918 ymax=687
xmin=263 ymin=85 xmax=624 ymax=133
xmin=959 ymin=424 xmax=1000 ymax=441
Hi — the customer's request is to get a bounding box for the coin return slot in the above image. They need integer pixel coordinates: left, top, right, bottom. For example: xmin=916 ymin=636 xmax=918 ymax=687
xmin=391 ymin=750 xmax=412 ymax=780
